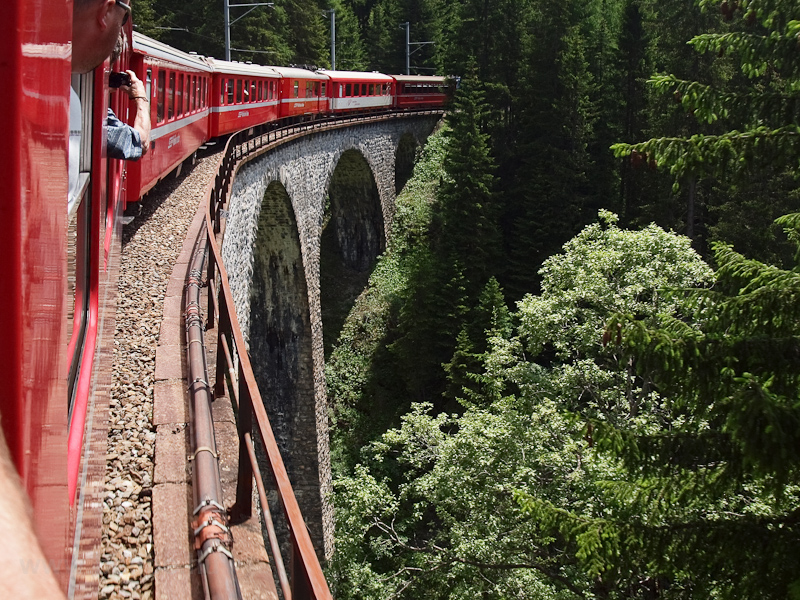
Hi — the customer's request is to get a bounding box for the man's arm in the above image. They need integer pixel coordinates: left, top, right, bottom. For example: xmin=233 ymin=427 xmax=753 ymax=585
xmin=121 ymin=70 xmax=150 ymax=155
xmin=0 ymin=425 xmax=66 ymax=599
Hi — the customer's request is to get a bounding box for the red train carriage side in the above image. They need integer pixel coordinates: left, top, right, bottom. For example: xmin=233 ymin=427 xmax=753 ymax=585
xmin=319 ymin=70 xmax=394 ymax=113
xmin=207 ymin=59 xmax=282 ymax=138
xmin=392 ymin=74 xmax=450 ymax=109
xmin=1 ymin=0 xmax=71 ymax=586
xmin=2 ymin=0 xmax=129 ymax=592
xmin=271 ymin=66 xmax=329 ymax=121
xmin=127 ymin=33 xmax=212 ymax=203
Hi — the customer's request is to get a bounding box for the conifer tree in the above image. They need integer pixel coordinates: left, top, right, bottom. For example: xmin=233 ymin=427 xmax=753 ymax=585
xmin=391 ymin=68 xmax=500 ymax=404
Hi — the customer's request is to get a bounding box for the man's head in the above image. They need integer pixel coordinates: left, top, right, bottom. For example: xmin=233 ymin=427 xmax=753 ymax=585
xmin=72 ymin=0 xmax=131 ymax=73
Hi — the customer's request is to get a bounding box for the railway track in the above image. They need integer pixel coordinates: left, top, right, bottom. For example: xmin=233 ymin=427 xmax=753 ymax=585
xmin=100 ymin=150 xmax=222 ymax=600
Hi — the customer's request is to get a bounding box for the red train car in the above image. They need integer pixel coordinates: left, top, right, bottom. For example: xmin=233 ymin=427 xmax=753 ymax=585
xmin=126 ymin=33 xmax=212 ymax=202
xmin=2 ymin=0 xmax=128 ymax=592
xmin=208 ymin=59 xmax=282 ymax=138
xmin=392 ymin=74 xmax=450 ymax=109
xmin=271 ymin=66 xmax=329 ymax=121
xmin=319 ymin=70 xmax=394 ymax=113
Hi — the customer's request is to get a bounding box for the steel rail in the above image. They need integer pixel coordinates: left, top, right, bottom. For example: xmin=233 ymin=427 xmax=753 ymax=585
xmin=186 ymin=108 xmax=444 ymax=599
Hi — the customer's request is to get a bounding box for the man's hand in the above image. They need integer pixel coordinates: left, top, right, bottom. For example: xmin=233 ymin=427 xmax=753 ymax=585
xmin=120 ymin=70 xmax=147 ymax=101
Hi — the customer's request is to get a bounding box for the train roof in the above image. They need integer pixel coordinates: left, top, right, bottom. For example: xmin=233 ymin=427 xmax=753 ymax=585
xmin=132 ymin=32 xmax=212 ymax=72
xmin=391 ymin=75 xmax=448 ymax=83
xmin=205 ymin=58 xmax=280 ymax=78
xmin=317 ymin=70 xmax=394 ymax=82
xmin=269 ymin=66 xmax=329 ymax=80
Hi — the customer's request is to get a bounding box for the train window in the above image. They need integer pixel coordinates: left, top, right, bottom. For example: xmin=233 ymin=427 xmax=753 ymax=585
xmin=293 ymin=81 xmax=299 ymax=98
xmin=191 ymin=76 xmax=196 ymax=112
xmin=168 ymin=72 xmax=175 ymax=120
xmin=305 ymin=81 xmax=311 ymax=98
xmin=157 ymin=70 xmax=166 ymax=123
xmin=321 ymin=82 xmax=326 ymax=97
xmin=243 ymin=79 xmax=249 ymax=101
xmin=185 ymin=76 xmax=190 ymax=113
xmin=361 ymin=83 xmax=367 ymax=96
xmin=227 ymin=78 xmax=234 ymax=105
xmin=257 ymin=81 xmax=262 ymax=101
xmin=220 ymin=79 xmax=225 ymax=105
xmin=251 ymin=81 xmax=257 ymax=102
xmin=369 ymin=84 xmax=374 ymax=95
xmin=314 ymin=82 xmax=320 ymax=97
xmin=345 ymin=83 xmax=351 ymax=97
xmin=177 ymin=74 xmax=183 ymax=117
xmin=67 ymin=71 xmax=94 ymax=407
xmin=146 ymin=69 xmax=152 ymax=105
xmin=236 ymin=79 xmax=242 ymax=103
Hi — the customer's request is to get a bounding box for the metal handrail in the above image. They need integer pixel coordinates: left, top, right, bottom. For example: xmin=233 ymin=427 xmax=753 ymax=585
xmin=190 ymin=109 xmax=444 ymax=599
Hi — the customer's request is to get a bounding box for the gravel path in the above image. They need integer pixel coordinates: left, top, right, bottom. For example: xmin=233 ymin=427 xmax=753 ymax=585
xmin=99 ymin=150 xmax=222 ymax=600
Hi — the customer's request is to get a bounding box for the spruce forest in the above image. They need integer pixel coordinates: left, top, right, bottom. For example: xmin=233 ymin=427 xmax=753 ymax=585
xmin=138 ymin=0 xmax=800 ymax=597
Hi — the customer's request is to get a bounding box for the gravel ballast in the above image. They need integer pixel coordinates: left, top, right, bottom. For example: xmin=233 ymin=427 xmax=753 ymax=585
xmin=99 ymin=150 xmax=221 ymax=600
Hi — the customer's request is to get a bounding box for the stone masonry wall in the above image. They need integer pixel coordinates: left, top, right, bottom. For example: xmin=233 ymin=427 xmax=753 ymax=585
xmin=221 ymin=116 xmax=440 ymax=559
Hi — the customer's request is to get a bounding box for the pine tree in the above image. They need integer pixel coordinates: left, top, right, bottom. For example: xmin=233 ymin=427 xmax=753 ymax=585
xmin=505 ymin=0 xmax=595 ymax=300
xmin=390 ymin=68 xmax=500 ymax=404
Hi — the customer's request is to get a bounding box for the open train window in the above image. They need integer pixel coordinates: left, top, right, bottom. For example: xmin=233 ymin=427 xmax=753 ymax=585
xmin=227 ymin=78 xmax=234 ymax=104
xmin=293 ymin=80 xmax=299 ymax=98
xmin=168 ymin=72 xmax=175 ymax=120
xmin=236 ymin=79 xmax=242 ymax=103
xmin=67 ymin=71 xmax=94 ymax=409
xmin=157 ymin=70 xmax=165 ymax=122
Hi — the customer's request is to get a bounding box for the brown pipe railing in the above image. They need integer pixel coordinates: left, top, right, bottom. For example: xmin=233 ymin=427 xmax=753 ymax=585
xmin=187 ymin=109 xmax=444 ymax=599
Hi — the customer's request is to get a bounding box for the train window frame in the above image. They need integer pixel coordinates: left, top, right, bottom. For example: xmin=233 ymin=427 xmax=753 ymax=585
xmin=184 ymin=75 xmax=190 ymax=114
xmin=177 ymin=73 xmax=183 ymax=117
xmin=168 ymin=71 xmax=175 ymax=120
xmin=321 ymin=82 xmax=326 ymax=97
xmin=257 ymin=81 xmax=262 ymax=101
xmin=67 ymin=70 xmax=95 ymax=408
xmin=227 ymin=78 xmax=234 ymax=105
xmin=191 ymin=75 xmax=196 ymax=112
xmin=236 ymin=79 xmax=242 ymax=103
xmin=345 ymin=83 xmax=351 ymax=97
xmin=369 ymin=83 xmax=374 ymax=95
xmin=157 ymin=69 xmax=166 ymax=123
xmin=145 ymin=69 xmax=152 ymax=107
xmin=361 ymin=83 xmax=367 ymax=96
xmin=293 ymin=80 xmax=299 ymax=98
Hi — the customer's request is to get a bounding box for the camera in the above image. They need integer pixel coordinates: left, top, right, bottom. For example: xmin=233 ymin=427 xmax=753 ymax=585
xmin=109 ymin=71 xmax=132 ymax=89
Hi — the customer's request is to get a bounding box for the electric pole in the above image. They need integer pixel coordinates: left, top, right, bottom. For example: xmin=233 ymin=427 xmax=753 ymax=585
xmin=224 ymin=0 xmax=274 ymax=62
xmin=399 ymin=22 xmax=434 ymax=76
xmin=323 ymin=9 xmax=336 ymax=70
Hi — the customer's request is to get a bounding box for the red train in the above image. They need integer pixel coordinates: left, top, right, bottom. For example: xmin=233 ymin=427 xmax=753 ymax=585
xmin=122 ymin=34 xmax=451 ymax=206
xmin=1 ymin=0 xmax=448 ymax=595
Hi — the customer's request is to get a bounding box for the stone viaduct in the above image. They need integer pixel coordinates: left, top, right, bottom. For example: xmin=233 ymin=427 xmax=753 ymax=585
xmin=219 ymin=114 xmax=441 ymax=558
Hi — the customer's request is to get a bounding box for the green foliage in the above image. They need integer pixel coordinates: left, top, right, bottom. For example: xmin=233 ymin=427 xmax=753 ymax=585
xmin=331 ymin=214 xmax=715 ymax=598
xmin=326 ymin=125 xmax=449 ymax=472
xmin=390 ymin=70 xmax=501 ymax=403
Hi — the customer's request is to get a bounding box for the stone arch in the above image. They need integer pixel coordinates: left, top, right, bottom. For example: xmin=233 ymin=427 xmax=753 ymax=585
xmin=395 ymin=132 xmax=418 ymax=195
xmin=319 ymin=149 xmax=385 ymax=355
xmin=247 ymin=180 xmax=323 ymax=543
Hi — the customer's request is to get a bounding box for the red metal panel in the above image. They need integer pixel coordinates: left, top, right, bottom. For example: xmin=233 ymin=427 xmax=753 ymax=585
xmin=0 ymin=0 xmax=71 ymax=585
